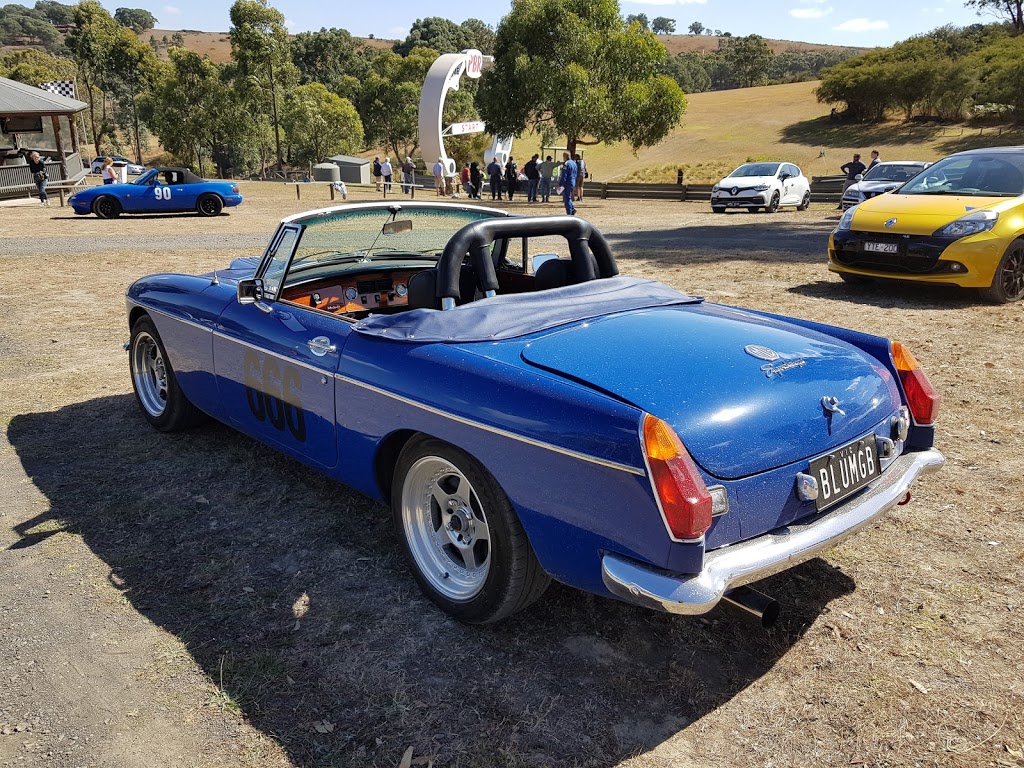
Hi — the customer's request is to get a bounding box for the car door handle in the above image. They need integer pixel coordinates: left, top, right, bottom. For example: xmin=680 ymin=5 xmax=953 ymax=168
xmin=307 ymin=336 xmax=336 ymax=356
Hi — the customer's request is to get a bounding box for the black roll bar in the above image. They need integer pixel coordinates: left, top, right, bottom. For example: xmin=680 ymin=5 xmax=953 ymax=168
xmin=436 ymin=216 xmax=619 ymax=304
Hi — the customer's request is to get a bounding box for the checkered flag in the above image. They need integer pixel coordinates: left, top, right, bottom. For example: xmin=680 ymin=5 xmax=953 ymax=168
xmin=38 ymin=80 xmax=77 ymax=99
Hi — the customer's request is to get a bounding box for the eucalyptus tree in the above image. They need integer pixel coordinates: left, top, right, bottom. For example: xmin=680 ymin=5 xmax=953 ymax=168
xmin=228 ymin=0 xmax=297 ymax=172
xmin=477 ymin=0 xmax=686 ymax=156
xmin=281 ymin=82 xmax=363 ymax=165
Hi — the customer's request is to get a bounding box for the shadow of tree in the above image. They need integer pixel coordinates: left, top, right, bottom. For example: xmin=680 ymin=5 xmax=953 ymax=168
xmin=779 ymin=117 xmax=944 ymax=150
xmin=9 ymin=396 xmax=855 ymax=768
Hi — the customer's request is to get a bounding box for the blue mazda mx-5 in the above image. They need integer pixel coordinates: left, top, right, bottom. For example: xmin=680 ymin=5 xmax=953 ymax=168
xmin=125 ymin=202 xmax=944 ymax=625
xmin=70 ymin=167 xmax=243 ymax=218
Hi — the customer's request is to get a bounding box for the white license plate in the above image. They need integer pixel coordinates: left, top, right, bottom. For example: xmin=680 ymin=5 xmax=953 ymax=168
xmin=864 ymin=241 xmax=899 ymax=253
xmin=808 ymin=438 xmax=880 ymax=511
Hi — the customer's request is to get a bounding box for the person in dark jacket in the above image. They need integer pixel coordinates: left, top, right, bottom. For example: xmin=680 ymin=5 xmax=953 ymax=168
xmin=504 ymin=156 xmax=518 ymax=201
xmin=487 ymin=158 xmax=503 ymax=200
xmin=469 ymin=161 xmax=482 ymax=199
xmin=523 ymin=154 xmax=540 ymax=202
xmin=25 ymin=151 xmax=49 ymax=206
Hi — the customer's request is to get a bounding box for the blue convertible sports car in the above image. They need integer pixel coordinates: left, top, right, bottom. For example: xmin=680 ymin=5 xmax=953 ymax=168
xmin=125 ymin=202 xmax=944 ymax=625
xmin=70 ymin=167 xmax=243 ymax=218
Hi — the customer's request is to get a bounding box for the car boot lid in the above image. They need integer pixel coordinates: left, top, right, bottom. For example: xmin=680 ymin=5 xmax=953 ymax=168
xmin=519 ymin=303 xmax=901 ymax=480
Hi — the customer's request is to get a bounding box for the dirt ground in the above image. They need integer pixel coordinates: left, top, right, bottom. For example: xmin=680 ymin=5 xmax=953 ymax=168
xmin=1 ymin=183 xmax=1022 ymax=768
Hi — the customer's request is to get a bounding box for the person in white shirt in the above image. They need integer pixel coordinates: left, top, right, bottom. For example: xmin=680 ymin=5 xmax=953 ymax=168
xmin=380 ymin=157 xmax=393 ymax=192
xmin=433 ymin=157 xmax=445 ymax=196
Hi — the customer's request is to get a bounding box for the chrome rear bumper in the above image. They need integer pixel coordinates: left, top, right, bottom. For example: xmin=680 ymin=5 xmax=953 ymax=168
xmin=602 ymin=447 xmax=944 ymax=615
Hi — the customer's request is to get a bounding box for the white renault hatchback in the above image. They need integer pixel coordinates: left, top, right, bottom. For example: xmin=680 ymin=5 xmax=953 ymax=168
xmin=711 ymin=161 xmax=812 ymax=213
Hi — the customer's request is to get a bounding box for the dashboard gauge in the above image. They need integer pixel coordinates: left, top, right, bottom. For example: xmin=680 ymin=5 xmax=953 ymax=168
xmin=345 ymin=287 xmax=359 ymax=301
xmin=395 ymin=283 xmax=408 ymax=297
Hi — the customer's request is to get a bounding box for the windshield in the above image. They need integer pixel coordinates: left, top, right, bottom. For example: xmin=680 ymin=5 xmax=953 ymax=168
xmin=901 ymin=152 xmax=1024 ymax=197
xmin=728 ymin=163 xmax=780 ymax=178
xmin=131 ymin=169 xmax=159 ymax=186
xmin=289 ymin=206 xmax=500 ymax=269
xmin=863 ymin=163 xmax=926 ymax=183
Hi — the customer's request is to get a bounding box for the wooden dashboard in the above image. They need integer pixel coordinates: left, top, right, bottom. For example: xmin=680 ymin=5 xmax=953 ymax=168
xmin=281 ymin=270 xmax=421 ymax=314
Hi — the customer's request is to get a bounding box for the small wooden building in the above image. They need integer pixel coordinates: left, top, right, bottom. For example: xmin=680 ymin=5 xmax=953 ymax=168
xmin=0 ymin=76 xmax=89 ymax=199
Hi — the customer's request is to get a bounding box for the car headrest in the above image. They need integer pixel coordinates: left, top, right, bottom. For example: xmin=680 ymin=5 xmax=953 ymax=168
xmin=407 ymin=269 xmax=438 ymax=310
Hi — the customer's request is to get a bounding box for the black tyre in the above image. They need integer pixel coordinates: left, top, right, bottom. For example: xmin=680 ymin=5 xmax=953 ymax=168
xmin=196 ymin=193 xmax=224 ymax=217
xmin=128 ymin=315 xmax=207 ymax=431
xmin=711 ymin=206 xmax=725 ymax=214
xmin=765 ymin=192 xmax=780 ymax=213
xmin=797 ymin=191 xmax=811 ymax=211
xmin=392 ymin=436 xmax=550 ymax=624
xmin=93 ymin=195 xmax=121 ymax=219
xmin=980 ymin=239 xmax=1024 ymax=304
xmin=746 ymin=207 xmax=760 ymax=214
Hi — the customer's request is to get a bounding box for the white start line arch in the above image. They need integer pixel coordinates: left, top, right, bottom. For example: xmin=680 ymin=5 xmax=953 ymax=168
xmin=418 ymin=49 xmax=513 ymax=177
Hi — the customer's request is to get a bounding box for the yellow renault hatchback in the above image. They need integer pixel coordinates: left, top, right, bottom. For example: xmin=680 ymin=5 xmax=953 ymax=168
xmin=829 ymin=146 xmax=1024 ymax=303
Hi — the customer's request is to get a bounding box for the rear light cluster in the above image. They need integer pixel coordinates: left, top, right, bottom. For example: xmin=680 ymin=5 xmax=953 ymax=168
xmin=642 ymin=414 xmax=712 ymax=540
xmin=891 ymin=342 xmax=941 ymax=425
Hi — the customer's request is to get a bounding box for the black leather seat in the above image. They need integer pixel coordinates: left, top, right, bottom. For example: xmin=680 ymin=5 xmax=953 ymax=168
xmin=534 ymin=254 xmax=599 ymax=291
xmin=406 ymin=265 xmax=481 ymax=310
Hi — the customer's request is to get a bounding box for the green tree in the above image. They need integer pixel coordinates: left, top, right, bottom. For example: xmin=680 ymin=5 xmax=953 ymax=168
xmin=722 ymin=34 xmax=773 ymax=87
xmin=971 ymin=35 xmax=1024 ymax=114
xmin=228 ymin=0 xmax=296 ymax=172
xmin=0 ymin=48 xmax=76 ymax=85
xmin=965 ymin=0 xmax=1024 ymax=34
xmin=394 ymin=17 xmax=470 ymax=56
xmin=114 ymin=7 xmax=158 ymax=33
xmin=291 ymin=27 xmax=363 ymax=91
xmin=281 ymin=82 xmax=363 ymax=165
xmin=652 ymin=17 xmax=675 ymax=35
xmin=34 ymin=1 xmax=75 ymax=26
xmin=65 ymin=0 xmax=123 ymax=154
xmin=0 ymin=4 xmax=63 ymax=52
xmin=459 ymin=18 xmax=495 ymax=53
xmin=358 ymin=47 xmax=438 ymax=159
xmin=477 ymin=0 xmax=686 ymax=156
xmin=661 ymin=51 xmax=710 ymax=93
xmin=104 ymin=24 xmax=162 ymax=162
xmin=688 ymin=21 xmax=704 ymax=35
xmin=625 ymin=13 xmax=649 ymax=30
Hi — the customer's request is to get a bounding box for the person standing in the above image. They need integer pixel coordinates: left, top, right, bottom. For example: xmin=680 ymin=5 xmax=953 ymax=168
xmin=401 ymin=156 xmax=415 ymax=194
xmin=469 ymin=161 xmax=482 ymax=199
xmin=460 ymin=162 xmax=471 ymax=196
xmin=381 ymin=157 xmax=393 ymax=193
xmin=487 ymin=157 xmax=503 ymax=200
xmin=868 ymin=150 xmax=881 ymax=170
xmin=839 ymin=153 xmax=867 ymax=208
xmin=372 ymin=156 xmax=382 ymax=191
xmin=538 ymin=155 xmax=557 ymax=202
xmin=26 ymin=151 xmax=49 ymax=206
xmin=432 ymin=157 xmax=445 ymax=196
xmin=573 ymin=153 xmax=586 ymax=201
xmin=504 ymin=156 xmax=518 ymax=201
xmin=101 ymin=156 xmax=117 ymax=185
xmin=558 ymin=152 xmax=578 ymax=216
xmin=524 ymin=154 xmax=540 ymax=203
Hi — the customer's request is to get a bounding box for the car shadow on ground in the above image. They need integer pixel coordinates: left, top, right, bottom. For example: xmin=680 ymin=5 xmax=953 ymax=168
xmin=55 ymin=212 xmax=231 ymax=220
xmin=8 ymin=396 xmax=855 ymax=768
xmin=790 ymin=277 xmax=984 ymax=310
xmin=604 ymin=218 xmax=838 ymax=266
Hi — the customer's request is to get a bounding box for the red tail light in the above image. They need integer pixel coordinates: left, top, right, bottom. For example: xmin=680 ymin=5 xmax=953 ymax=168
xmin=891 ymin=342 xmax=940 ymax=425
xmin=642 ymin=414 xmax=712 ymax=540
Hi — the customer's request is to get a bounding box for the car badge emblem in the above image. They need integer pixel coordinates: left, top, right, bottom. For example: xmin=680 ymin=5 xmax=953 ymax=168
xmin=884 ymin=217 xmax=897 ymax=227
xmin=731 ymin=186 xmax=738 ymax=196
xmin=744 ymin=344 xmax=779 ymax=362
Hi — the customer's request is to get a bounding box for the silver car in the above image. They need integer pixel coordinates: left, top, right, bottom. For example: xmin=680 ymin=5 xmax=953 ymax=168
xmin=840 ymin=161 xmax=930 ymax=210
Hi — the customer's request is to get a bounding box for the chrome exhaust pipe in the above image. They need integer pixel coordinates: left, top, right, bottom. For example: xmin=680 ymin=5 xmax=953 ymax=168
xmin=720 ymin=585 xmax=780 ymax=629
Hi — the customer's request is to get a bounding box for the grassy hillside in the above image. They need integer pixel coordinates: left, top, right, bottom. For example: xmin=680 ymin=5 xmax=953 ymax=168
xmin=141 ymin=28 xmax=389 ymax=64
xmin=659 ymin=34 xmax=867 ymax=57
xmin=531 ymin=80 xmax=1024 ymax=183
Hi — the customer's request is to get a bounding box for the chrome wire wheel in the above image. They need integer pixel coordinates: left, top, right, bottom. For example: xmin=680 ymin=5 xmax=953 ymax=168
xmin=131 ymin=331 xmax=168 ymax=418
xmin=400 ymin=455 xmax=491 ymax=602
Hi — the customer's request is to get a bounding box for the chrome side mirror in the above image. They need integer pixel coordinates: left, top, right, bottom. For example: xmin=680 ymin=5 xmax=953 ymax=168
xmin=237 ymin=278 xmax=273 ymax=313
xmin=237 ymin=278 xmax=264 ymax=304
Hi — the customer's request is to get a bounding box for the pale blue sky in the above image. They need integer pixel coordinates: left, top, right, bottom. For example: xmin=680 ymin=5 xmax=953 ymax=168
xmin=116 ymin=0 xmax=991 ymax=48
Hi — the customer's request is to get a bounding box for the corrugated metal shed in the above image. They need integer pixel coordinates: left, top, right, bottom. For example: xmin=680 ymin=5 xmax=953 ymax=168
xmin=0 ymin=77 xmax=88 ymax=116
xmin=328 ymin=154 xmax=371 ymax=184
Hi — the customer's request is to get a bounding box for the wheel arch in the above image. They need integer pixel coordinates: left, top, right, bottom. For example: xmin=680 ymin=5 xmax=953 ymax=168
xmin=374 ymin=428 xmax=420 ymax=505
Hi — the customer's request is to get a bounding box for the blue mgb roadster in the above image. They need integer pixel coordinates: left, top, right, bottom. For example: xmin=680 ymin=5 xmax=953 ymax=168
xmin=125 ymin=202 xmax=944 ymax=625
